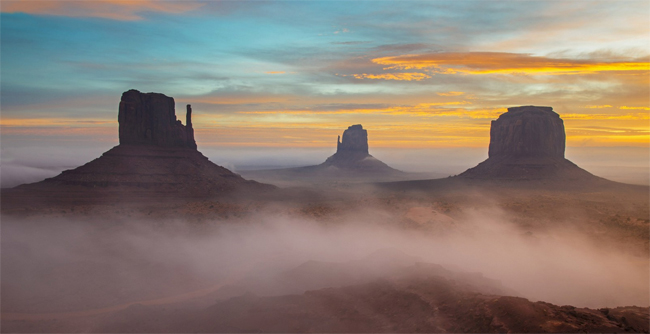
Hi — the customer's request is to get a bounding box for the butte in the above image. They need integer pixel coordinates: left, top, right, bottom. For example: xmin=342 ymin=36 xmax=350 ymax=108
xmin=239 ymin=124 xmax=405 ymax=186
xmin=459 ymin=106 xmax=597 ymax=181
xmin=320 ymin=124 xmax=401 ymax=173
xmin=4 ymin=89 xmax=273 ymax=205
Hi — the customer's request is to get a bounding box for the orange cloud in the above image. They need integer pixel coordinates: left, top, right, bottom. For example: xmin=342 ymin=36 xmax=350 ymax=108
xmin=372 ymin=52 xmax=650 ymax=75
xmin=265 ymin=71 xmax=286 ymax=74
xmin=1 ymin=0 xmax=203 ymax=20
xmin=350 ymin=73 xmax=431 ymax=81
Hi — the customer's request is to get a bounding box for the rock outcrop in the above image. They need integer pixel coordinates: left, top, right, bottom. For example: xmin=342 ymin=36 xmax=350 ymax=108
xmin=488 ymin=106 xmax=565 ymax=159
xmin=238 ymin=124 xmax=405 ymax=185
xmin=14 ymin=90 xmax=272 ymax=196
xmin=336 ymin=124 xmax=368 ymax=154
xmin=321 ymin=124 xmax=399 ymax=173
xmin=118 ymin=89 xmax=197 ymax=149
xmin=460 ymin=106 xmax=594 ymax=180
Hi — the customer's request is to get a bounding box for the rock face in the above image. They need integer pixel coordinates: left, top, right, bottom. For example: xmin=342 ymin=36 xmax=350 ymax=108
xmin=15 ymin=90 xmax=272 ymax=196
xmin=337 ymin=124 xmax=368 ymax=154
xmin=321 ymin=124 xmax=399 ymax=173
xmin=118 ymin=89 xmax=197 ymax=149
xmin=488 ymin=106 xmax=565 ymax=159
xmin=460 ymin=106 xmax=594 ymax=180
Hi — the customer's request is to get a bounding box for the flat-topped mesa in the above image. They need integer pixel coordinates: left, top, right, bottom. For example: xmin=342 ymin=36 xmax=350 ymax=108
xmin=488 ymin=106 xmax=565 ymax=159
xmin=118 ymin=89 xmax=197 ymax=149
xmin=337 ymin=124 xmax=369 ymax=154
xmin=459 ymin=106 xmax=595 ymax=180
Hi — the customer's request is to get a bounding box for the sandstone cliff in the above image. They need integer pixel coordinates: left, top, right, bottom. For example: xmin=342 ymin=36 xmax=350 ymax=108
xmin=118 ymin=89 xmax=197 ymax=149
xmin=488 ymin=106 xmax=565 ymax=159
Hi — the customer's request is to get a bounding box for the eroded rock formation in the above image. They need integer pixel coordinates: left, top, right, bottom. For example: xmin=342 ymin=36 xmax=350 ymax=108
xmin=460 ymin=106 xmax=594 ymax=180
xmin=118 ymin=89 xmax=196 ymax=149
xmin=337 ymin=124 xmax=369 ymax=154
xmin=321 ymin=125 xmax=399 ymax=173
xmin=488 ymin=106 xmax=565 ymax=159
xmin=14 ymin=89 xmax=272 ymax=195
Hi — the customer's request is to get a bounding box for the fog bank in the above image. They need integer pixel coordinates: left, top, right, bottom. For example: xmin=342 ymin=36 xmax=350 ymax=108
xmin=2 ymin=207 xmax=647 ymax=315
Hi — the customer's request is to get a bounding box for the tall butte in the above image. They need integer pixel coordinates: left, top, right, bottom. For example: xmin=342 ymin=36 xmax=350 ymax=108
xmin=459 ymin=106 xmax=595 ymax=180
xmin=320 ymin=124 xmax=399 ymax=173
xmin=16 ymin=89 xmax=272 ymax=195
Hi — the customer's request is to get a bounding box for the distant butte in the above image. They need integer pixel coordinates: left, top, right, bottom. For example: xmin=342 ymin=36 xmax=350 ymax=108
xmin=459 ymin=106 xmax=596 ymax=180
xmin=12 ymin=89 xmax=273 ymax=196
xmin=319 ymin=124 xmax=400 ymax=173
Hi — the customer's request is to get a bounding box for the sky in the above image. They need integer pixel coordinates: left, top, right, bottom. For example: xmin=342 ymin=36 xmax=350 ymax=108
xmin=1 ymin=1 xmax=649 ymax=183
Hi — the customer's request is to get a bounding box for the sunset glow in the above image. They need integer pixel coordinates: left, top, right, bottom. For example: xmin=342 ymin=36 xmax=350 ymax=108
xmin=1 ymin=1 xmax=648 ymax=151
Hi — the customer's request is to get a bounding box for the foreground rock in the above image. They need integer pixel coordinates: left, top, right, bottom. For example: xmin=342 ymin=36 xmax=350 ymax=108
xmin=460 ymin=106 xmax=596 ymax=180
xmin=5 ymin=90 xmax=273 ymax=200
xmin=4 ymin=256 xmax=646 ymax=333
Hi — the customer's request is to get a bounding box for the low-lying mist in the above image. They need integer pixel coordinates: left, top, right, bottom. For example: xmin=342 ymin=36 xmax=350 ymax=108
xmin=3 ymin=144 xmax=649 ymax=188
xmin=3 ymin=204 xmax=647 ymax=316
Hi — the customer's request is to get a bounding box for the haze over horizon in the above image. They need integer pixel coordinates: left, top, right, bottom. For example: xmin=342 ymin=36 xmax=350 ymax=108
xmin=1 ymin=1 xmax=649 ymax=186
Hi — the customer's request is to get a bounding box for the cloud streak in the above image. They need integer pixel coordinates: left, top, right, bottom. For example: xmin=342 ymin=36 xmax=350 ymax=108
xmin=1 ymin=0 xmax=204 ymax=20
xmin=370 ymin=52 xmax=650 ymax=75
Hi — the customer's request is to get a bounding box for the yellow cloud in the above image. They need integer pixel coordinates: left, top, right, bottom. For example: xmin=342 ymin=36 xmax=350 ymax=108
xmin=620 ymin=106 xmax=650 ymax=110
xmin=562 ymin=113 xmax=650 ymax=120
xmin=265 ymin=71 xmax=286 ymax=74
xmin=437 ymin=91 xmax=465 ymax=97
xmin=585 ymin=105 xmax=613 ymax=109
xmin=236 ymin=103 xmax=507 ymax=119
xmin=1 ymin=0 xmax=203 ymax=20
xmin=372 ymin=52 xmax=650 ymax=75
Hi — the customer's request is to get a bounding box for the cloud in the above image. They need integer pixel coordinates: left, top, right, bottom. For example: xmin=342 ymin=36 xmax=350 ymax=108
xmin=437 ymin=91 xmax=465 ymax=97
xmin=620 ymin=106 xmax=650 ymax=110
xmin=349 ymin=73 xmax=432 ymax=81
xmin=585 ymin=105 xmax=613 ymax=109
xmin=1 ymin=0 xmax=204 ymax=20
xmin=562 ymin=113 xmax=650 ymax=120
xmin=371 ymin=52 xmax=650 ymax=75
